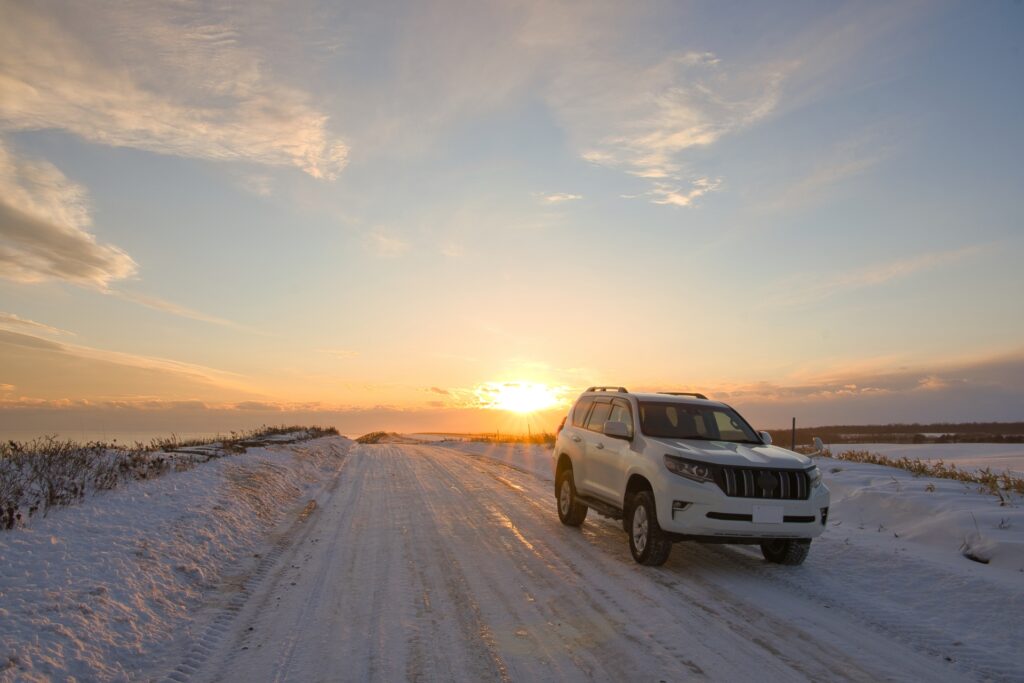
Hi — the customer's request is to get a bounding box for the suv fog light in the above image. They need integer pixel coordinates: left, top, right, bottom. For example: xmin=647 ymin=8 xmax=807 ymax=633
xmin=672 ymin=501 xmax=692 ymax=519
xmin=820 ymin=507 xmax=829 ymax=526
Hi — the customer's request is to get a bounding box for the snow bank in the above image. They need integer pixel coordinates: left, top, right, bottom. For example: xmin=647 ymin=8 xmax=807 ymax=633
xmin=819 ymin=455 xmax=1024 ymax=577
xmin=0 ymin=436 xmax=351 ymax=682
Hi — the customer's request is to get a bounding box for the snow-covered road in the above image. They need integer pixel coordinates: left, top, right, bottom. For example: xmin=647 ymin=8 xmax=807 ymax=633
xmin=167 ymin=443 xmax=1000 ymax=683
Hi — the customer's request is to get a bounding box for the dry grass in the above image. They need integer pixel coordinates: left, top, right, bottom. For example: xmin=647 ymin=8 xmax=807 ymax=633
xmin=355 ymin=431 xmax=393 ymax=444
xmin=466 ymin=431 xmax=557 ymax=446
xmin=833 ymin=449 xmax=1024 ymax=502
xmin=0 ymin=424 xmax=338 ymax=530
xmin=360 ymin=431 xmax=558 ymax=446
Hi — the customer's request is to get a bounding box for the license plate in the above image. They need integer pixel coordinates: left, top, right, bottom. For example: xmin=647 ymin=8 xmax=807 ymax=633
xmin=752 ymin=505 xmax=783 ymax=524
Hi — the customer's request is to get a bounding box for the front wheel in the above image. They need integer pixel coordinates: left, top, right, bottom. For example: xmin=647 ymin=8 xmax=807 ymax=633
xmin=760 ymin=539 xmax=811 ymax=565
xmin=627 ymin=491 xmax=672 ymax=566
xmin=556 ymin=470 xmax=588 ymax=526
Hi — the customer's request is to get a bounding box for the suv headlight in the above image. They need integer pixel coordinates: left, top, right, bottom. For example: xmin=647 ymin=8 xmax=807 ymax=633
xmin=807 ymin=465 xmax=822 ymax=488
xmin=664 ymin=455 xmax=716 ymax=483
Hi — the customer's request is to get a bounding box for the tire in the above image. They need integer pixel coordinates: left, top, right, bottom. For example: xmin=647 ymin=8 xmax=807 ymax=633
xmin=627 ymin=491 xmax=672 ymax=566
xmin=760 ymin=539 xmax=811 ymax=565
xmin=556 ymin=470 xmax=588 ymax=527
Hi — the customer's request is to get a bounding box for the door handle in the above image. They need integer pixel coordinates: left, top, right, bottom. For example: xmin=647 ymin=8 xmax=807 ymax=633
xmin=572 ymin=435 xmax=582 ymax=443
xmin=595 ymin=443 xmax=604 ymax=450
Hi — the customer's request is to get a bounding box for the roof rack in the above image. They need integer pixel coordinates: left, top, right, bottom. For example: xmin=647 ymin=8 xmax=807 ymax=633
xmin=586 ymin=386 xmax=629 ymax=393
xmin=658 ymin=391 xmax=709 ymax=400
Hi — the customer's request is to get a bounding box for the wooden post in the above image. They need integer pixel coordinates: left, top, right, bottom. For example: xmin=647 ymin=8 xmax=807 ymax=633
xmin=791 ymin=417 xmax=796 ymax=450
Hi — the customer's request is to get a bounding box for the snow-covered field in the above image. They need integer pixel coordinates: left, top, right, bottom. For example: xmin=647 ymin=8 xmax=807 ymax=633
xmin=828 ymin=442 xmax=1024 ymax=476
xmin=2 ymin=436 xmax=1022 ymax=682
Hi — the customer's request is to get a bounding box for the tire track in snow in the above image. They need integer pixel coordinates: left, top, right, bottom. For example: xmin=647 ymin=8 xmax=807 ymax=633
xmin=159 ymin=443 xmax=349 ymax=683
xmin=691 ymin=538 xmax=1023 ymax=682
xmin=176 ymin=443 xmax=968 ymax=682
xmin=409 ymin=445 xmax=858 ymax=681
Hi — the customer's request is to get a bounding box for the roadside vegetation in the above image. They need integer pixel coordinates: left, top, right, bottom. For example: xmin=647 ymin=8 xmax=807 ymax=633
xmin=412 ymin=431 xmax=557 ymax=446
xmin=0 ymin=425 xmax=338 ymax=530
xmin=466 ymin=431 xmax=557 ymax=446
xmin=359 ymin=431 xmax=558 ymax=446
xmin=831 ymin=448 xmax=1024 ymax=501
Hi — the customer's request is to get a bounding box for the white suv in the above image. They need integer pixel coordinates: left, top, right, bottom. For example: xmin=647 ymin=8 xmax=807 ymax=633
xmin=553 ymin=387 xmax=829 ymax=566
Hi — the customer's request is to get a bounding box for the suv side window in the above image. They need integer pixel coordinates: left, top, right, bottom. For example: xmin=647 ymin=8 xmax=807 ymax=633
xmin=608 ymin=399 xmax=634 ymax=438
xmin=584 ymin=401 xmax=613 ymax=432
xmin=572 ymin=397 xmax=595 ymax=427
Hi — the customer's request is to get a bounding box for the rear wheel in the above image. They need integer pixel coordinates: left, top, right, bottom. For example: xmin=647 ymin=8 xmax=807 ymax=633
xmin=760 ymin=539 xmax=811 ymax=565
xmin=627 ymin=491 xmax=672 ymax=566
xmin=556 ymin=470 xmax=588 ymax=526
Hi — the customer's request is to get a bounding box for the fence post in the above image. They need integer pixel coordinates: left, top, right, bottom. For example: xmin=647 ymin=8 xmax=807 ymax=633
xmin=791 ymin=417 xmax=796 ymax=450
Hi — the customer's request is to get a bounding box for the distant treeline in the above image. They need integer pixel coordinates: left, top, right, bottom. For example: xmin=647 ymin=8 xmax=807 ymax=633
xmin=765 ymin=422 xmax=1024 ymax=447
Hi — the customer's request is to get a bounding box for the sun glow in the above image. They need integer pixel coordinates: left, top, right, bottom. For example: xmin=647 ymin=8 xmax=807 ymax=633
xmin=480 ymin=382 xmax=562 ymax=414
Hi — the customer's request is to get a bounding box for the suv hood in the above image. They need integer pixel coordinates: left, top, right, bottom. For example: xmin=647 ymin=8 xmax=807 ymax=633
xmin=652 ymin=438 xmax=811 ymax=469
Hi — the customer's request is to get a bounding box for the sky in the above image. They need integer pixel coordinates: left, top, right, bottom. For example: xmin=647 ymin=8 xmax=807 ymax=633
xmin=1 ymin=0 xmax=1023 ymax=440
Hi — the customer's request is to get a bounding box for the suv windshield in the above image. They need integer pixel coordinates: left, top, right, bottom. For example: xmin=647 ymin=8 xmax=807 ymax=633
xmin=638 ymin=401 xmax=761 ymax=443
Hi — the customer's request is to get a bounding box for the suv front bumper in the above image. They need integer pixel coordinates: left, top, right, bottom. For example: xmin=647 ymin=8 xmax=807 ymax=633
xmin=655 ymin=478 xmax=830 ymax=540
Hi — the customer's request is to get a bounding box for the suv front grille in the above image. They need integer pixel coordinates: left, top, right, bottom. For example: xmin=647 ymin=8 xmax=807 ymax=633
xmin=713 ymin=466 xmax=810 ymax=500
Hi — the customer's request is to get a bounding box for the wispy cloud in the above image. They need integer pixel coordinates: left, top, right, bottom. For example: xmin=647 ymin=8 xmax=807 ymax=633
xmin=233 ymin=401 xmax=284 ymax=412
xmin=543 ymin=192 xmax=582 ymax=204
xmin=643 ymin=177 xmax=722 ymax=207
xmin=0 ymin=328 xmax=249 ymax=394
xmin=553 ymin=50 xmax=787 ymax=207
xmin=764 ymin=131 xmax=892 ymax=212
xmin=108 ymin=290 xmax=246 ymax=330
xmin=0 ymin=312 xmax=75 ymax=337
xmin=440 ymin=243 xmax=465 ymax=258
xmin=236 ymin=173 xmax=274 ymax=197
xmin=0 ymin=141 xmax=137 ymax=287
xmin=0 ymin=2 xmax=348 ymax=179
xmin=368 ymin=230 xmax=410 ymax=257
xmin=772 ymin=246 xmax=981 ymax=307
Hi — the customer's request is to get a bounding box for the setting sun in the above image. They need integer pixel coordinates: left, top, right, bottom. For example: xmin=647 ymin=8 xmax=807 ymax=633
xmin=481 ymin=382 xmax=562 ymax=414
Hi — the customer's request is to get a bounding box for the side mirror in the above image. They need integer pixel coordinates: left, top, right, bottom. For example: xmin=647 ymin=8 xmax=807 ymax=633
xmin=759 ymin=431 xmax=772 ymax=445
xmin=603 ymin=421 xmax=632 ymax=440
